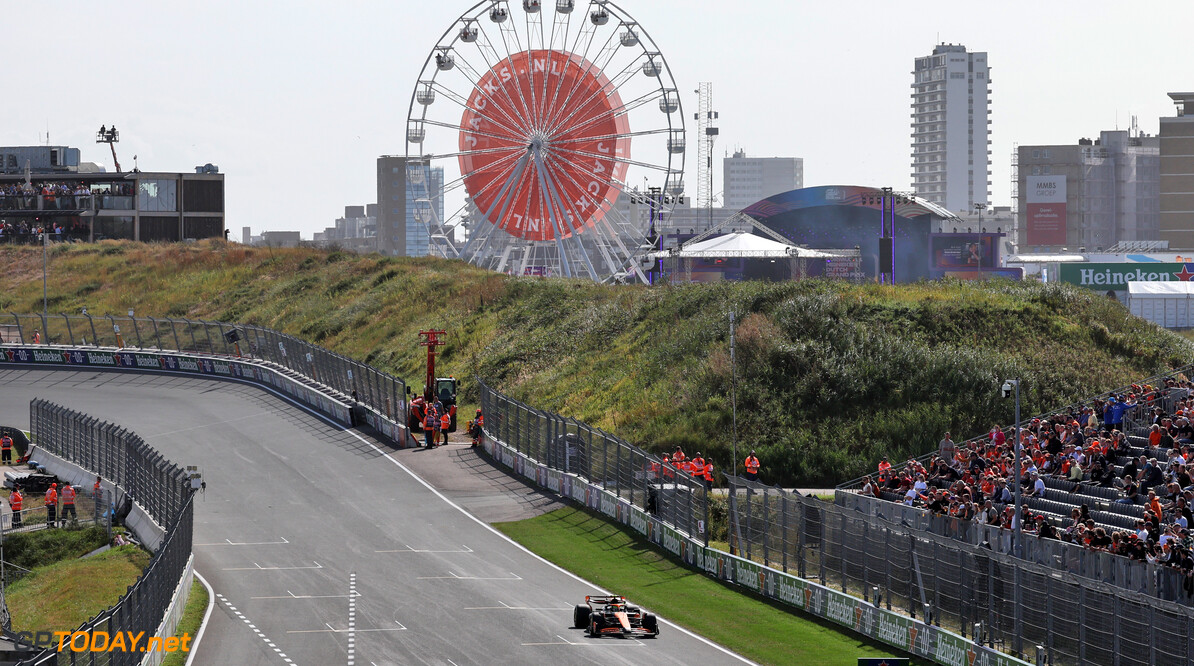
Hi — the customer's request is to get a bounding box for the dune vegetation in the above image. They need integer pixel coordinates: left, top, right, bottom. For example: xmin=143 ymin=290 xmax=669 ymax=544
xmin=1 ymin=239 xmax=1190 ymax=486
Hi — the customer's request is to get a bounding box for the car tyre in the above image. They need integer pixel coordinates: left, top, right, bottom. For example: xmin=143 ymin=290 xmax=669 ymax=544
xmin=642 ymin=612 xmax=659 ymax=637
xmin=573 ymin=604 xmax=591 ymax=629
xmin=588 ymin=614 xmax=604 ymax=638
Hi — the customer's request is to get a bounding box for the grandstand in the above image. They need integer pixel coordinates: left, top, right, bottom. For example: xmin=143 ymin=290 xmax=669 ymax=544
xmin=839 ymin=364 xmax=1194 ymax=598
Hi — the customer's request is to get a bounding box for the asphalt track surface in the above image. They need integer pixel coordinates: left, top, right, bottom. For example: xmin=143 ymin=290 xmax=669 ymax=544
xmin=0 ymin=368 xmax=752 ymax=666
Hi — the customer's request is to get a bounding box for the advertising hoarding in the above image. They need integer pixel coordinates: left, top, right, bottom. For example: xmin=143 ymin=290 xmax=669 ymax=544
xmin=1026 ymin=176 xmax=1067 ymax=246
xmin=1057 ymin=262 xmax=1194 ymax=289
xmin=930 ymin=234 xmax=997 ymax=269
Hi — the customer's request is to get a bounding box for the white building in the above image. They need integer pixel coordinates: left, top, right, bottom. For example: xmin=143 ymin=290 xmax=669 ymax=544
xmin=911 ymin=43 xmax=991 ymax=214
xmin=722 ymin=150 xmax=803 ymax=210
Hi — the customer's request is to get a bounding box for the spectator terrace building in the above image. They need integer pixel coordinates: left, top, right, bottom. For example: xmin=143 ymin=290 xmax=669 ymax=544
xmin=0 ymin=145 xmax=225 ymax=242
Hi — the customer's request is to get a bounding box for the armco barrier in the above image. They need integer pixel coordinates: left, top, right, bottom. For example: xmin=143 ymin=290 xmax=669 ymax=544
xmin=0 ymin=345 xmax=414 ymax=446
xmin=477 ymin=429 xmax=1031 ymax=666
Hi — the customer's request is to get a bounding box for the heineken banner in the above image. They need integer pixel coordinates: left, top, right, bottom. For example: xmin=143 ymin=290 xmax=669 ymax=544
xmin=1058 ymin=262 xmax=1194 ymax=290
xmin=480 ymin=429 xmax=1030 ymax=666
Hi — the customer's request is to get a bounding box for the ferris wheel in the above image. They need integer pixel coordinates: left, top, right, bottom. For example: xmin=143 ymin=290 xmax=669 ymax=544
xmin=405 ymin=0 xmax=686 ymax=281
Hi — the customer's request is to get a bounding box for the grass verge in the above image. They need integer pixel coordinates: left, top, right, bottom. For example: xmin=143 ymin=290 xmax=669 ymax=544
xmin=161 ymin=579 xmax=208 ymax=666
xmin=6 ymin=544 xmax=150 ymax=634
xmin=494 ymin=505 xmax=928 ymax=666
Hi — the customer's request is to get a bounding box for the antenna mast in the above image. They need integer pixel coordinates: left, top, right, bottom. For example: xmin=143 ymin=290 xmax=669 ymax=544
xmin=694 ymin=83 xmax=719 ymax=227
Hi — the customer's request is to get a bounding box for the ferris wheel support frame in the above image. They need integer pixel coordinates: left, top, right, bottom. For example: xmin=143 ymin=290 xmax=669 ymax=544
xmin=405 ymin=0 xmax=686 ymax=281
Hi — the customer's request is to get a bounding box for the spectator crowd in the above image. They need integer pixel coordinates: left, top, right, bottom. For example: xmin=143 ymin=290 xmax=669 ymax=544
xmin=859 ymin=376 xmax=1194 ymax=587
xmin=0 ymin=181 xmax=135 ymax=211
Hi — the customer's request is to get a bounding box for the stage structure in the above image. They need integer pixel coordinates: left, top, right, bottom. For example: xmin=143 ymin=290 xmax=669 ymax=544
xmin=406 ymin=0 xmax=686 ymax=281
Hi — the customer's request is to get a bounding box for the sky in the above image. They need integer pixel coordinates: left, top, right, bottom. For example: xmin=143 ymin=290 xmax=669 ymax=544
xmin=4 ymin=0 xmax=1190 ymax=239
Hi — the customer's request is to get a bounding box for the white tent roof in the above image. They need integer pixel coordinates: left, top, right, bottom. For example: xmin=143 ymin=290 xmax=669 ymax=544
xmin=1128 ymin=281 xmax=1194 ymax=296
xmin=649 ymin=231 xmax=838 ymax=259
xmin=1006 ymin=254 xmax=1088 ymax=263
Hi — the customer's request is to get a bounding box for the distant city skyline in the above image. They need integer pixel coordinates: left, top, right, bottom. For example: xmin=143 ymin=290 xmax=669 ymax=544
xmin=3 ymin=1 xmax=1188 ymax=239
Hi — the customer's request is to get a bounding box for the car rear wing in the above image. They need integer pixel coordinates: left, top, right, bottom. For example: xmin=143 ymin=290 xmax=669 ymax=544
xmin=585 ymin=594 xmax=627 ymax=605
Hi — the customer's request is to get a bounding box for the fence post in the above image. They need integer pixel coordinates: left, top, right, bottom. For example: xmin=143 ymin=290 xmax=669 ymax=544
xmin=959 ymin=546 xmax=967 ymax=637
xmin=1045 ymin=576 xmax=1054 ymax=658
xmin=781 ymin=491 xmax=788 ymax=573
xmin=762 ymin=487 xmax=770 ymax=567
xmin=862 ymin=519 xmax=869 ymax=605
xmin=797 ymin=494 xmax=807 ymax=579
xmin=883 ymin=525 xmax=892 ymax=611
xmin=931 ymin=539 xmax=940 ymax=630
xmin=1014 ymin=566 xmax=1024 ymax=656
xmin=744 ymin=485 xmax=752 ymax=562
xmin=1148 ymin=604 xmax=1157 ymax=666
xmin=1112 ymin=594 xmax=1121 ymax=664
xmin=615 ymin=441 xmax=623 ymax=500
xmin=840 ymin=512 xmax=848 ymax=593
xmin=703 ymin=484 xmax=709 ymax=548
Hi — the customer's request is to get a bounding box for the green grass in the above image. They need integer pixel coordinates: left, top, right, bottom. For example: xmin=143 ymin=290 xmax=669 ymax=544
xmin=6 ymin=544 xmax=150 ymax=633
xmin=161 ymin=579 xmax=207 ymax=666
xmin=2 ymin=526 xmax=108 ymax=570
xmin=5 ymin=240 xmax=1192 ymax=486
xmin=495 ymin=506 xmax=928 ymax=666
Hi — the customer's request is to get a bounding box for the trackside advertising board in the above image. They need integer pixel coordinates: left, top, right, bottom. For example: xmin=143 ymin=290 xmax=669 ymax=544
xmin=1057 ymin=262 xmax=1194 ymax=290
xmin=479 ymin=433 xmax=1029 ymax=666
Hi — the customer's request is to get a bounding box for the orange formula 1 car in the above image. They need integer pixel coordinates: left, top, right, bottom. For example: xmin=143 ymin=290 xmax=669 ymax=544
xmin=572 ymin=595 xmax=659 ymax=638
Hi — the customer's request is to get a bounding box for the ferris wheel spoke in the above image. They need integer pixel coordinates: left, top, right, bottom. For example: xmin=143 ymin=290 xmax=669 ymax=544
xmin=461 ymin=148 xmax=533 ymax=255
xmin=419 ymin=117 xmax=524 ymax=149
xmin=548 ymin=0 xmax=572 ymax=51
xmin=426 ymin=81 xmax=530 ymax=142
xmin=540 ymin=160 xmax=613 ymax=277
xmin=529 ymin=149 xmax=579 ymax=277
xmin=432 ymin=56 xmax=535 ymax=138
xmin=448 ymin=50 xmax=538 ymax=137
xmin=542 ymin=52 xmax=643 ymax=137
xmin=469 ymin=21 xmax=537 ymax=133
xmin=433 ymin=149 xmax=525 ymax=207
xmin=488 ymin=12 xmax=544 ymax=134
xmin=545 ymin=153 xmax=644 ymax=263
xmin=549 ymin=76 xmax=659 ymax=139
xmin=544 ymin=5 xmax=606 ymax=130
xmin=549 ymin=144 xmax=669 ymax=174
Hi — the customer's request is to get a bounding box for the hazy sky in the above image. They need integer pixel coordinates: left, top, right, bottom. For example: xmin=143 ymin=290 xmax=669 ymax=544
xmin=4 ymin=0 xmax=1189 ymax=238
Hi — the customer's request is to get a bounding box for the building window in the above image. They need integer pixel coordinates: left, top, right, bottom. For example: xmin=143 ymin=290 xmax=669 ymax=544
xmin=138 ymin=179 xmax=177 ymax=212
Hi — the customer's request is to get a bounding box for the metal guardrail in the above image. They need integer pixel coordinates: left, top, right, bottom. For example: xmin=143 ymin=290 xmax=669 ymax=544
xmin=479 ymin=379 xmax=710 ymax=543
xmin=2 ymin=313 xmax=407 ymax=427
xmin=13 ymin=400 xmax=197 ymax=666
xmin=728 ymin=474 xmax=1194 ymax=666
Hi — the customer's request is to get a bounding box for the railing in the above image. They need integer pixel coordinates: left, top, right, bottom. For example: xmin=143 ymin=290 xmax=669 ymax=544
xmin=475 ymin=387 xmax=1032 ymax=666
xmin=479 ymin=379 xmax=709 ymax=543
xmin=728 ymin=474 xmax=1194 ymax=666
xmin=835 ymin=490 xmax=1192 ymax=605
xmin=14 ymin=400 xmax=196 ymax=666
xmin=3 ymin=313 xmax=407 ymax=428
xmin=838 ymin=363 xmax=1194 ymax=492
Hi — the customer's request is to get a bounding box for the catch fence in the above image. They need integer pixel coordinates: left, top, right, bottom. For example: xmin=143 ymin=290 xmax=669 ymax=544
xmin=726 ymin=474 xmax=1194 ymax=666
xmin=2 ymin=313 xmax=406 ymax=426
xmin=14 ymin=400 xmax=197 ymax=666
xmin=479 ymin=380 xmax=709 ymax=542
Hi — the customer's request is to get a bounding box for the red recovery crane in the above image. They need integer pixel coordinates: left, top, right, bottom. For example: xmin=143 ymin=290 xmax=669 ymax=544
xmin=408 ymin=330 xmax=459 ymax=433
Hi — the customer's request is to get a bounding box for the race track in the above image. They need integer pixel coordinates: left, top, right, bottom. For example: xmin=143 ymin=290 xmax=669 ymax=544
xmin=0 ymin=368 xmax=751 ymax=666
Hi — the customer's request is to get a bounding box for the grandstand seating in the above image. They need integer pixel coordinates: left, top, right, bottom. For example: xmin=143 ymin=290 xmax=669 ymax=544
xmin=848 ymin=372 xmax=1194 ymax=569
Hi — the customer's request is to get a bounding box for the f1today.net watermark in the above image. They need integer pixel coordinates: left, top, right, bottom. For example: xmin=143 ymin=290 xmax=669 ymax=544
xmin=12 ymin=630 xmax=192 ymax=654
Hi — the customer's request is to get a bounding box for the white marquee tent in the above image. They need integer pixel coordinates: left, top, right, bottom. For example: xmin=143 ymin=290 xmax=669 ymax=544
xmin=647 ymin=230 xmax=838 ymax=260
xmin=1128 ymin=281 xmax=1194 ymax=329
